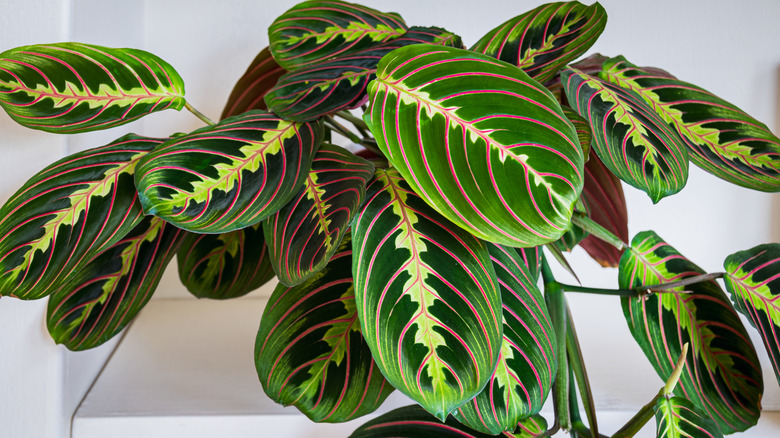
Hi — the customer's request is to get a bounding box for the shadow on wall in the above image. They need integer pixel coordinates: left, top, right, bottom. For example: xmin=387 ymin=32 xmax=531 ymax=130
xmin=774 ymin=65 xmax=780 ymax=243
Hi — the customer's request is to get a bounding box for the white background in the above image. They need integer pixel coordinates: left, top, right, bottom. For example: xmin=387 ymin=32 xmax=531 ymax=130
xmin=1 ymin=0 xmax=779 ymax=437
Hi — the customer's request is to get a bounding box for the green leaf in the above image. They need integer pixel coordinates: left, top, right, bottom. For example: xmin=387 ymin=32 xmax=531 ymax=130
xmin=562 ymin=67 xmax=689 ymax=203
xmin=255 ymin=234 xmax=393 ymax=422
xmin=517 ymin=246 xmax=543 ymax=283
xmin=601 ymin=56 xmax=780 ymax=192
xmin=134 ymin=110 xmax=323 ymax=233
xmin=365 ymin=44 xmax=584 ymax=247
xmin=350 ymin=405 xmax=547 ymax=438
xmin=176 ymin=224 xmax=274 ymax=299
xmin=619 ymin=231 xmax=762 ymax=434
xmin=655 ymin=396 xmax=724 ymax=438
xmin=723 ymin=243 xmax=780 ymax=385
xmin=268 ymin=0 xmax=407 ymax=70
xmin=563 ymin=105 xmax=592 ymax=161
xmin=46 ymin=217 xmax=184 ymax=350
xmin=470 ymin=1 xmax=607 ymax=84
xmin=454 ymin=243 xmax=556 ymax=435
xmin=352 ymin=168 xmax=502 ymax=420
xmin=265 ymin=26 xmax=462 ymax=122
xmin=221 ymin=46 xmax=286 ymax=119
xmin=0 ymin=134 xmax=164 ymax=300
xmin=263 ymin=144 xmax=374 ymax=286
xmin=0 ymin=42 xmax=185 ymax=133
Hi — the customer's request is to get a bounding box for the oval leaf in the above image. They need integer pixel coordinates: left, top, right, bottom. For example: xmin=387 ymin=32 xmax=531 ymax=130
xmin=366 ymin=44 xmax=584 ymax=247
xmin=221 ymin=46 xmax=286 ymax=119
xmin=134 ymin=110 xmax=323 ymax=233
xmin=0 ymin=134 xmax=163 ymax=300
xmin=255 ymin=234 xmax=393 ymax=422
xmin=601 ymin=56 xmax=780 ymax=192
xmin=176 ymin=224 xmax=275 ymax=299
xmin=350 ymin=405 xmax=547 ymax=438
xmin=471 ymin=1 xmax=607 ymax=84
xmin=0 ymin=42 xmax=185 ymax=133
xmin=619 ymin=231 xmax=762 ymax=434
xmin=562 ymin=67 xmax=689 ymax=203
xmin=268 ymin=0 xmax=407 ymax=70
xmin=46 ymin=216 xmax=184 ymax=350
xmin=266 ymin=26 xmax=462 ymax=122
xmin=454 ymin=243 xmax=556 ymax=435
xmin=352 ymin=168 xmax=502 ymax=420
xmin=655 ymin=396 xmax=724 ymax=438
xmin=264 ymin=144 xmax=374 ymax=286
xmin=723 ymin=243 xmax=780 ymax=385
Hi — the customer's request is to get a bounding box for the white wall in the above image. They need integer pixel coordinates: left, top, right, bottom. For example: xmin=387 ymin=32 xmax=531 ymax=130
xmin=0 ymin=1 xmax=779 ymax=436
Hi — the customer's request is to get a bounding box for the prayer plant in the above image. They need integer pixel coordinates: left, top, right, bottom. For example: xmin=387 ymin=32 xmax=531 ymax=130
xmin=1 ymin=1 xmax=779 ymax=437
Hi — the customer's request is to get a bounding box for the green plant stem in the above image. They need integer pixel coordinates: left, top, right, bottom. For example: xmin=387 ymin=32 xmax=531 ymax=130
xmin=324 ymin=116 xmax=363 ymax=144
xmin=611 ymin=390 xmax=662 ymax=438
xmin=570 ymin=213 xmax=625 ymax=250
xmin=635 ymin=272 xmax=724 ymax=291
xmin=559 ymin=283 xmax=644 ymax=298
xmin=566 ymin=303 xmax=598 ymax=438
xmin=542 ymin=256 xmax=570 ymax=432
xmin=336 ymin=110 xmax=370 ymax=134
xmin=185 ymin=101 xmax=215 ymax=126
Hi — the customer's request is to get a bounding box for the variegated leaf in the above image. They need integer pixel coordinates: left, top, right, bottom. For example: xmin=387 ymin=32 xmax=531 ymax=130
xmin=563 ymin=105 xmax=591 ymax=160
xmin=352 ymin=168 xmax=502 ymax=420
xmin=601 ymin=56 xmax=780 ymax=192
xmin=655 ymin=396 xmax=724 ymax=438
xmin=221 ymin=46 xmax=286 ymax=119
xmin=0 ymin=43 xmax=185 ymax=133
xmin=350 ymin=405 xmax=547 ymax=438
xmin=723 ymin=243 xmax=780 ymax=385
xmin=46 ymin=216 xmax=184 ymax=350
xmin=134 ymin=110 xmax=323 ymax=233
xmin=263 ymin=144 xmax=374 ymax=286
xmin=578 ymin=153 xmax=628 ymax=267
xmin=265 ymin=26 xmax=462 ymax=122
xmin=366 ymin=44 xmax=584 ymax=247
xmin=470 ymin=1 xmax=606 ymax=84
xmin=562 ymin=67 xmax=689 ymax=203
xmin=255 ymin=234 xmax=393 ymax=422
xmin=268 ymin=0 xmax=407 ymax=71
xmin=454 ymin=243 xmax=556 ymax=435
xmin=177 ymin=224 xmax=274 ymax=299
xmin=0 ymin=134 xmax=163 ymax=300
xmin=620 ymin=231 xmax=762 ymax=434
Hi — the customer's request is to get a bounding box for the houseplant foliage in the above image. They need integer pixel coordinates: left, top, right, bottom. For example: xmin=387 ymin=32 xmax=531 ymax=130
xmin=0 ymin=0 xmax=779 ymax=436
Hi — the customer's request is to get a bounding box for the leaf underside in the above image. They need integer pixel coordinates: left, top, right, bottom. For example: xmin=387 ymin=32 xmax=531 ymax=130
xmin=221 ymin=46 xmax=286 ymax=119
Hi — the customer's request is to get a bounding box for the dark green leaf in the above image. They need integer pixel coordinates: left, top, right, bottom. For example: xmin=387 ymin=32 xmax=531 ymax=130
xmin=619 ymin=231 xmax=762 ymax=434
xmin=655 ymin=396 xmax=723 ymax=438
xmin=47 ymin=217 xmax=184 ymax=350
xmin=0 ymin=134 xmax=163 ymax=300
xmin=177 ymin=224 xmax=274 ymax=299
xmin=256 ymin=234 xmax=393 ymax=422
xmin=134 ymin=110 xmax=323 ymax=233
xmin=264 ymin=144 xmax=373 ymax=286
xmin=0 ymin=43 xmax=185 ymax=133
xmin=352 ymin=168 xmax=502 ymax=420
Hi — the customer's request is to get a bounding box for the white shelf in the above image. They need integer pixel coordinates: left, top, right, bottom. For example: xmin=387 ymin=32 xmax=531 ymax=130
xmin=73 ymin=297 xmax=780 ymax=437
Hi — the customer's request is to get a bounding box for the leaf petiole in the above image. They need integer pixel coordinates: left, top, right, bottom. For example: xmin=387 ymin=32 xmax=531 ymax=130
xmin=185 ymin=101 xmax=216 ymax=126
xmin=571 ymin=213 xmax=625 ymax=250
